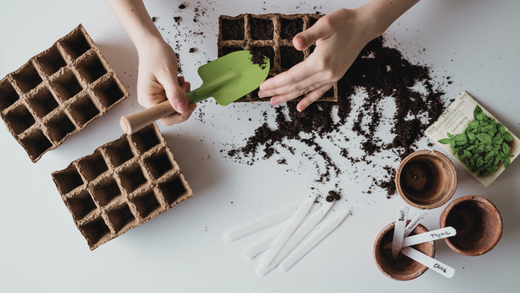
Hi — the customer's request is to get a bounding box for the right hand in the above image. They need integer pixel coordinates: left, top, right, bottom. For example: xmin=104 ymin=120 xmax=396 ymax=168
xmin=136 ymin=39 xmax=196 ymax=125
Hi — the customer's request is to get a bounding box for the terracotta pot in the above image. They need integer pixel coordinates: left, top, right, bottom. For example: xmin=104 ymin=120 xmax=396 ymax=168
xmin=373 ymin=221 xmax=435 ymax=281
xmin=396 ymin=150 xmax=457 ymax=209
xmin=440 ymin=195 xmax=502 ymax=256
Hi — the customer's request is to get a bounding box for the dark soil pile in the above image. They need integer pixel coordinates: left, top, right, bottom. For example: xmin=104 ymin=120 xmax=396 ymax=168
xmin=250 ymin=50 xmax=268 ymax=69
xmin=225 ymin=36 xmax=448 ymax=196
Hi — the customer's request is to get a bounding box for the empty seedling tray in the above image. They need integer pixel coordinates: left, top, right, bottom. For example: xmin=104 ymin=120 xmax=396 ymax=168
xmin=52 ymin=123 xmax=194 ymax=250
xmin=0 ymin=24 xmax=128 ymax=162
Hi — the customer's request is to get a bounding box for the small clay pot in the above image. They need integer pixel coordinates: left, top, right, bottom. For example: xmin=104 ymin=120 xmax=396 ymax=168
xmin=396 ymin=150 xmax=457 ymax=209
xmin=440 ymin=195 xmax=502 ymax=256
xmin=373 ymin=221 xmax=435 ymax=281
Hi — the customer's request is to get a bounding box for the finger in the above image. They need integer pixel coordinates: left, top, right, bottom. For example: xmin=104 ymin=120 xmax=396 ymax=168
xmin=138 ymin=90 xmax=166 ymax=109
xmin=137 ymin=75 xmax=168 ymax=108
xmin=296 ymin=83 xmax=333 ymax=112
xmin=259 ymin=60 xmax=318 ymax=92
xmin=259 ymin=73 xmax=330 ymax=98
xmin=180 ymin=80 xmax=191 ymax=93
xmin=178 ymin=76 xmax=185 ymax=86
xmin=157 ymin=72 xmax=189 ymax=113
xmin=159 ymin=76 xmax=192 ymax=126
xmin=159 ymin=103 xmax=197 ymax=126
xmin=292 ymin=17 xmax=332 ymax=51
xmin=270 ymin=91 xmax=300 ymax=106
xmin=270 ymin=81 xmax=331 ymax=106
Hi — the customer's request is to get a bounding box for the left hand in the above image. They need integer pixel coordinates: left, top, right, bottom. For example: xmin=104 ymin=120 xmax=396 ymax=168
xmin=257 ymin=8 xmax=377 ymax=111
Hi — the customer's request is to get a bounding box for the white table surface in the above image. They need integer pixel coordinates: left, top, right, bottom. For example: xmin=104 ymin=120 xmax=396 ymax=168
xmin=1 ymin=1 xmax=519 ymax=292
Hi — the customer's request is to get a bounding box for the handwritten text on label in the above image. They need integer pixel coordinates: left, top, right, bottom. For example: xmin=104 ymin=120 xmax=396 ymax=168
xmin=434 ymin=263 xmax=448 ymax=274
xmin=429 ymin=230 xmax=452 ymax=239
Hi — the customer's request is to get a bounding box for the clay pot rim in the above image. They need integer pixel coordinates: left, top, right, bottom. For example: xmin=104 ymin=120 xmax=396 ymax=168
xmin=373 ymin=221 xmax=436 ymax=281
xmin=396 ymin=150 xmax=457 ymax=210
xmin=440 ymin=195 xmax=503 ymax=256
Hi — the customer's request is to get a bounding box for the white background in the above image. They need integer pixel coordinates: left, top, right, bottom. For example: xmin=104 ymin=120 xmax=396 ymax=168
xmin=1 ymin=0 xmax=519 ymax=292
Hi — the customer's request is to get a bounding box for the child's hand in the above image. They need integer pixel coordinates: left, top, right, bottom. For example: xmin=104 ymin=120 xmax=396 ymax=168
xmin=137 ymin=39 xmax=196 ymax=125
xmin=257 ymin=8 xmax=376 ymax=111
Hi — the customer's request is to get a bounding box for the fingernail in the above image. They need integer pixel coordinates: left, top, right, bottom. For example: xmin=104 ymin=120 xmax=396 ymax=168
xmin=293 ymin=35 xmax=305 ymax=50
xmin=259 ymin=82 xmax=268 ymax=91
xmin=271 ymin=97 xmax=279 ymax=106
xmin=176 ymin=101 xmax=188 ymax=113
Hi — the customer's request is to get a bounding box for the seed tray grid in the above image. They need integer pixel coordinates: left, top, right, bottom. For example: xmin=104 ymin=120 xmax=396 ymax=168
xmin=0 ymin=24 xmax=128 ymax=162
xmin=52 ymin=123 xmax=194 ymax=250
xmin=218 ymin=13 xmax=338 ymax=102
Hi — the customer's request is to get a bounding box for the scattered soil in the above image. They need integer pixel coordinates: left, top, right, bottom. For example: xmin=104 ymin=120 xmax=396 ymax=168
xmin=156 ymin=7 xmax=447 ymax=197
xmin=251 ymin=46 xmax=274 ymax=69
xmin=326 ymin=190 xmax=341 ymax=202
xmin=175 ymin=52 xmax=182 ymax=74
xmin=250 ymin=49 xmax=268 ymax=69
xmin=225 ymin=36 xmax=448 ymax=196
xmin=156 ymin=3 xmax=215 ymax=74
xmin=193 ymin=7 xmax=201 ymax=22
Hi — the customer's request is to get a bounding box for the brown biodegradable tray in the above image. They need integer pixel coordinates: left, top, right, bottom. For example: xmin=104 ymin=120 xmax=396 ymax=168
xmin=218 ymin=13 xmax=338 ymax=103
xmin=52 ymin=123 xmax=194 ymax=250
xmin=0 ymin=24 xmax=128 ymax=162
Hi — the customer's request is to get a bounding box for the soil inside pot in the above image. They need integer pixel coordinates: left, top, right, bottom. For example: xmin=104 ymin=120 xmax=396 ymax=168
xmin=400 ymin=159 xmax=441 ymax=202
xmin=375 ymin=223 xmax=433 ymax=280
xmin=446 ymin=202 xmax=486 ymax=249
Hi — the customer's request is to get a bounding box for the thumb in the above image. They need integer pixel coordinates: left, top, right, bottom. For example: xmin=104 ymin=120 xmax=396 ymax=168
xmin=157 ymin=73 xmax=189 ymax=113
xmin=293 ymin=18 xmax=332 ymax=51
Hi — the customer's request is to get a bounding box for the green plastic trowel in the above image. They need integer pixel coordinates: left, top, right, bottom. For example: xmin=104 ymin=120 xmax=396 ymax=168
xmin=120 ymin=50 xmax=270 ymax=134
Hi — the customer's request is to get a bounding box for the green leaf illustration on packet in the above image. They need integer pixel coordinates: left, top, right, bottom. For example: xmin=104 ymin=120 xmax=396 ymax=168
xmin=438 ymin=105 xmax=515 ymax=176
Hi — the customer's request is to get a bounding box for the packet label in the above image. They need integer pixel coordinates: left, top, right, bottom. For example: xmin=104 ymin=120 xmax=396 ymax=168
xmin=426 ymin=91 xmax=519 ymax=187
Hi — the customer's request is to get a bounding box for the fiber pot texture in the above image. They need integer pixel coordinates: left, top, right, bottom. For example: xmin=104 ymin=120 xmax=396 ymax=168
xmin=440 ymin=195 xmax=502 ymax=256
xmin=396 ymin=150 xmax=457 ymax=209
xmin=373 ymin=221 xmax=435 ymax=281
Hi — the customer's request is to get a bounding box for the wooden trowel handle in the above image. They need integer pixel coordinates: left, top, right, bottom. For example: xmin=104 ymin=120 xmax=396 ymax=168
xmin=120 ymin=100 xmax=175 ymax=134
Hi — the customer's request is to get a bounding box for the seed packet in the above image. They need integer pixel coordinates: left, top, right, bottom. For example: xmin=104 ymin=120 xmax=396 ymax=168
xmin=426 ymin=91 xmax=519 ymax=187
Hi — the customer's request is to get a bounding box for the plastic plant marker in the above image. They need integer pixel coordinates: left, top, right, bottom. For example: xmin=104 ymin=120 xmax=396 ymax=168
xmin=392 ymin=206 xmax=409 ymax=258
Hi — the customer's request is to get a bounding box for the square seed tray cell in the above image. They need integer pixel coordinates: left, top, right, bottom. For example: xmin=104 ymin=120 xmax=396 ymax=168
xmin=0 ymin=24 xmax=128 ymax=162
xmin=218 ymin=13 xmax=338 ymax=103
xmin=52 ymin=123 xmax=194 ymax=250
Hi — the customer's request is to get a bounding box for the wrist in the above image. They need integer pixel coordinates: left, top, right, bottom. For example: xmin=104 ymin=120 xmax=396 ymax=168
xmin=134 ymin=33 xmax=168 ymax=56
xmin=104 ymin=0 xmax=166 ymax=55
xmin=356 ymin=3 xmax=388 ymax=40
xmin=358 ymin=0 xmax=420 ymax=40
